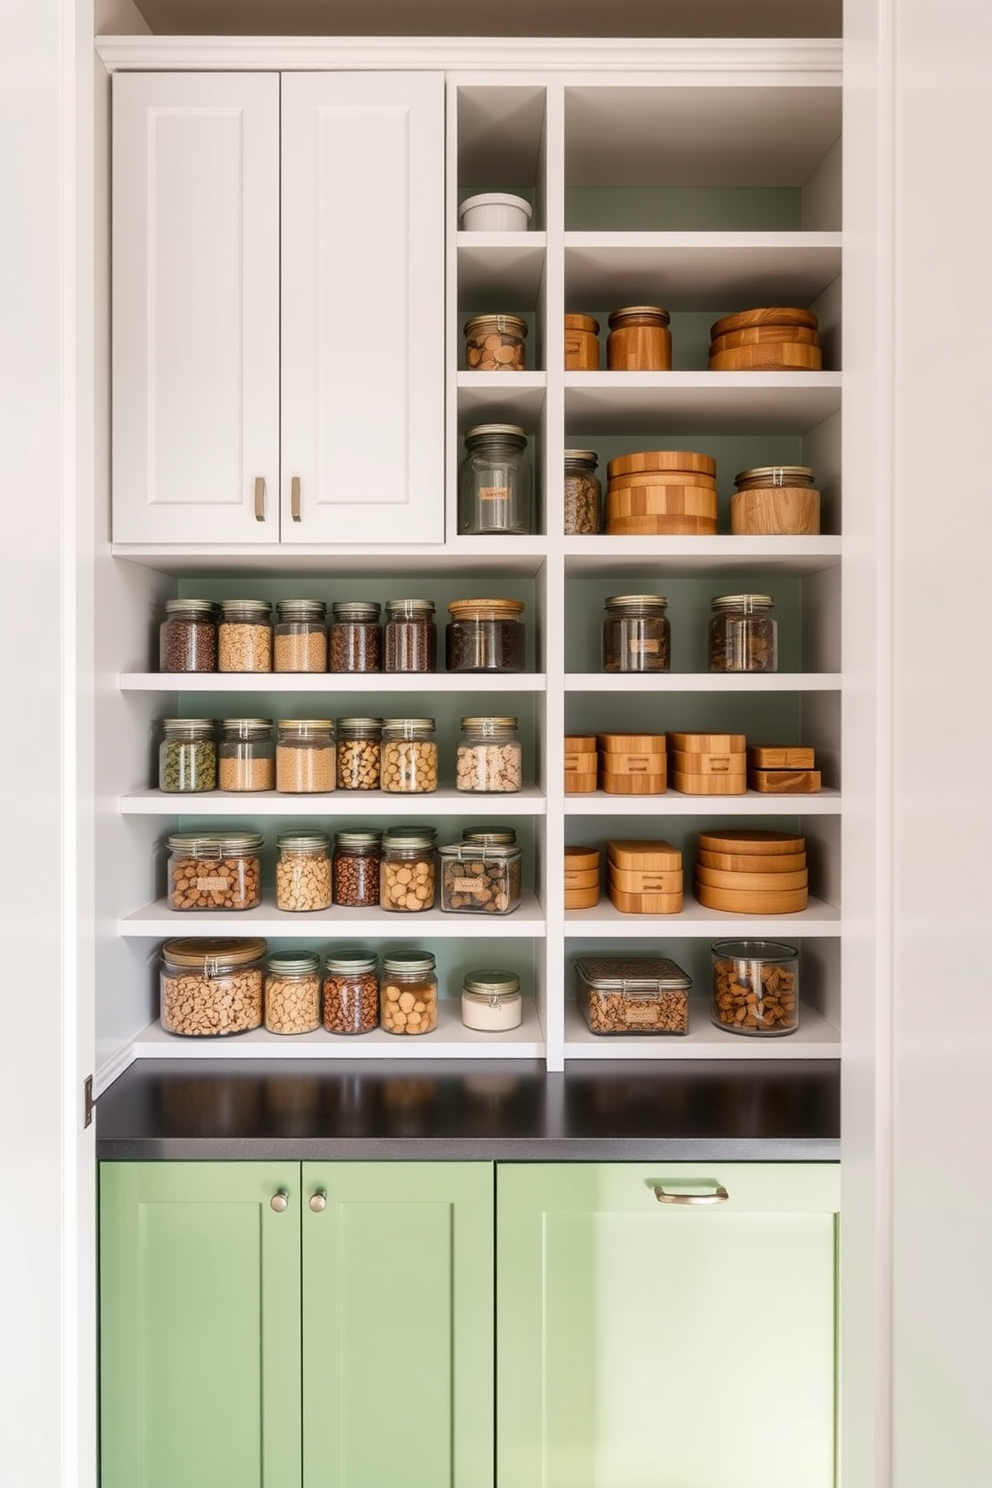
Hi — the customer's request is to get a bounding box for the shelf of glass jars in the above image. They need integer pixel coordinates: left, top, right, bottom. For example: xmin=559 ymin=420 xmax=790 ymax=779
xmin=562 ymin=536 xmax=842 ymax=576
xmin=456 ymin=231 xmax=547 ymax=301
xmin=120 ymin=787 xmax=548 ymax=816
xmin=560 ymin=1000 xmax=840 ymax=1062
xmin=120 ymin=894 xmax=547 ymax=937
xmin=563 ymin=372 xmax=842 ymax=435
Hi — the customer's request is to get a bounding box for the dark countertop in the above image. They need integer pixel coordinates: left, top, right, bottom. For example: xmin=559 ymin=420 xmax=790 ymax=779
xmin=96 ymin=1059 xmax=840 ymax=1161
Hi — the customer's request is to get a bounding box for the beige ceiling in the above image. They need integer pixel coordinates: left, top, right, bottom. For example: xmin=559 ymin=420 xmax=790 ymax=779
xmin=123 ymin=0 xmax=842 ymax=39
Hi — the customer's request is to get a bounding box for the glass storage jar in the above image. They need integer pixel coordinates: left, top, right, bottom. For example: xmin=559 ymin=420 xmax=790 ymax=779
xmin=273 ymin=599 xmax=327 ymax=673
xmin=602 ymin=594 xmax=671 ymax=673
xmin=458 ymin=424 xmax=533 ymax=535
xmin=158 ymin=718 xmax=216 ymax=793
xmin=462 ymin=826 xmax=517 ymax=847
xmin=563 ymin=313 xmax=600 ymax=370
xmin=607 ymin=305 xmax=672 ymax=370
xmin=159 ymin=598 xmax=217 ymax=673
xmin=708 ymin=594 xmax=778 ymax=673
xmin=160 ymin=936 xmax=267 ymax=1037
xmin=167 ymin=830 xmax=262 ymax=911
xmin=329 ymin=600 xmax=381 ymax=672
xmin=711 ymin=940 xmax=799 ymax=1036
xmin=264 ymin=951 xmax=322 ymax=1035
xmin=446 ymin=598 xmax=526 ymax=672
xmin=323 ymin=951 xmax=380 ymax=1035
xmin=380 ymin=717 xmax=438 ymax=793
xmin=563 ymin=450 xmax=602 ymax=534
xmin=332 ymin=830 xmax=383 ymax=907
xmin=384 ymin=598 xmax=437 ymax=672
xmin=275 ymin=832 xmax=332 ymax=911
xmin=461 ymin=970 xmax=523 ymax=1030
xmin=335 ymin=717 xmax=382 ymax=791
xmin=218 ymin=718 xmax=274 ymax=792
xmin=463 ymin=313 xmax=527 ymax=371
xmin=217 ymin=599 xmax=272 ymax=673
xmin=574 ymin=955 xmax=692 ymax=1035
xmin=380 ymin=951 xmax=438 ymax=1035
xmin=276 ymin=719 xmax=336 ymax=793
xmin=440 ymin=841 xmax=522 ymax=915
xmin=380 ymin=826 xmax=437 ymax=912
xmin=456 ymin=716 xmax=522 ymax=792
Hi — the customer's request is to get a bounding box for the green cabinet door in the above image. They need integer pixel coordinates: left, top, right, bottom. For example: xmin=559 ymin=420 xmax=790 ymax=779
xmin=302 ymin=1161 xmax=494 ymax=1488
xmin=497 ymin=1163 xmax=840 ymax=1488
xmin=100 ymin=1162 xmax=302 ymax=1488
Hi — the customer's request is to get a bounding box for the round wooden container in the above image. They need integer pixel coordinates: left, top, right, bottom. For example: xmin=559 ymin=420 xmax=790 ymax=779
xmin=607 ymin=469 xmax=717 ymax=490
xmin=695 ymin=865 xmax=809 ymax=892
xmin=730 ymin=487 xmax=820 ymax=534
xmin=565 ymin=845 xmax=601 ymax=871
xmin=565 ymin=867 xmax=602 ymax=891
xmin=709 ymin=342 xmax=823 ymax=371
xmin=694 ymin=881 xmax=809 ymax=914
xmin=564 ymin=313 xmax=601 ymax=370
xmin=608 ymin=449 xmax=717 ymax=479
xmin=605 ymin=486 xmax=719 ymax=520
xmin=564 ymin=884 xmax=601 ymax=910
xmin=697 ymin=847 xmax=807 ymax=874
xmin=607 ymin=306 xmax=671 ymax=370
xmin=710 ymin=324 xmax=820 ymax=352
xmin=710 ymin=306 xmax=819 ymax=338
xmin=697 ymin=828 xmax=805 ymax=856
xmin=606 ymin=512 xmax=719 ymax=536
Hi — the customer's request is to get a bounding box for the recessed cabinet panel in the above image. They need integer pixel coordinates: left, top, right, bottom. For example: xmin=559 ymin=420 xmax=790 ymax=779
xmin=281 ymin=73 xmax=444 ymax=544
xmin=112 ymin=74 xmax=281 ymax=543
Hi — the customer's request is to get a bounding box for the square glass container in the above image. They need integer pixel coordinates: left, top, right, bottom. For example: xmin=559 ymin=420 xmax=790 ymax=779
xmin=575 ymin=955 xmax=691 ymax=1035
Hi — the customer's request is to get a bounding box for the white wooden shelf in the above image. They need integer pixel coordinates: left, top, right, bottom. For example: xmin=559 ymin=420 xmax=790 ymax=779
xmin=109 ymin=545 xmax=551 ymax=575
xmin=563 ymin=537 xmax=842 ymax=576
xmin=565 ymin=672 xmax=841 ymax=692
xmin=456 ymin=372 xmax=546 ymax=427
xmin=561 ymin=1000 xmax=839 ymax=1060
xmin=457 ymin=232 xmax=547 ymax=300
xmin=121 ymin=786 xmax=548 ymax=816
xmin=563 ymin=893 xmax=840 ymax=935
xmin=564 ymin=791 xmax=840 ymax=816
xmin=564 ymin=372 xmax=842 ymax=434
xmin=121 ymin=892 xmax=547 ymax=937
xmin=120 ymin=671 xmax=548 ymax=693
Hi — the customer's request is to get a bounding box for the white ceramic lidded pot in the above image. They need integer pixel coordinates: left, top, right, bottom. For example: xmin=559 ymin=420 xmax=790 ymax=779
xmin=458 ymin=192 xmax=533 ymax=231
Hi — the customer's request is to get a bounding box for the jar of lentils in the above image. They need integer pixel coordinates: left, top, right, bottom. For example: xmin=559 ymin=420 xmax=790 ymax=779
xmin=563 ymin=450 xmax=602 ymax=535
xmin=329 ymin=600 xmax=381 ymax=672
xmin=332 ymin=830 xmax=383 ymax=907
xmin=384 ymin=598 xmax=437 ymax=672
xmin=273 ymin=599 xmax=327 ymax=673
xmin=336 ymin=717 xmax=382 ymax=791
xmin=276 ymin=719 xmax=336 ymax=793
xmin=323 ymin=951 xmax=380 ymax=1035
xmin=167 ymin=830 xmax=262 ymax=911
xmin=380 ymin=952 xmax=438 ymax=1035
xmin=275 ymin=832 xmax=332 ymax=912
xmin=380 ymin=826 xmax=437 ymax=912
xmin=159 ymin=718 xmax=216 ymax=793
xmin=708 ymin=594 xmax=778 ymax=673
xmin=218 ymin=599 xmax=272 ymax=673
xmin=602 ymin=594 xmax=671 ymax=672
xmin=456 ymin=716 xmax=522 ymax=792
xmin=381 ymin=717 xmax=438 ymax=793
xmin=264 ymin=951 xmax=322 ymax=1035
xmin=218 ymin=718 xmax=274 ymax=792
xmin=458 ymin=423 xmax=533 ymax=534
xmin=160 ymin=936 xmax=266 ymax=1037
xmin=446 ymin=598 xmax=526 ymax=672
xmin=159 ymin=598 xmax=217 ymax=672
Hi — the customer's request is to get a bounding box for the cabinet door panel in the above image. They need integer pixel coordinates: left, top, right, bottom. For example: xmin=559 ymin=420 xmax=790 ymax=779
xmin=112 ymin=74 xmax=280 ymax=543
xmin=303 ymin=1161 xmax=493 ymax=1488
xmin=100 ymin=1162 xmax=301 ymax=1488
xmin=498 ymin=1163 xmax=839 ymax=1488
xmin=281 ymin=73 xmax=444 ymax=544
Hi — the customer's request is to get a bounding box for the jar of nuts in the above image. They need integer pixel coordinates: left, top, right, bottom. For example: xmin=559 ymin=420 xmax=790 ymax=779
xmin=264 ymin=951 xmax=322 ymax=1034
xmin=159 ymin=598 xmax=218 ymax=673
xmin=563 ymin=450 xmax=602 ymax=535
xmin=336 ymin=717 xmax=383 ymax=791
xmin=323 ymin=951 xmax=380 ymax=1035
xmin=439 ymin=841 xmax=522 ymax=915
xmin=273 ymin=599 xmax=328 ymax=673
xmin=602 ymin=594 xmax=671 ymax=673
xmin=380 ymin=952 xmax=438 ymax=1035
xmin=456 ymin=716 xmax=522 ymax=792
xmin=380 ymin=826 xmax=437 ymax=912
xmin=218 ymin=718 xmax=274 ymax=792
xmin=276 ymin=719 xmax=336 ymax=793
xmin=380 ymin=717 xmax=438 ymax=793
xmin=574 ymin=955 xmax=692 ymax=1036
xmin=275 ymin=832 xmax=332 ymax=912
xmin=160 ymin=936 xmax=267 ymax=1037
xmin=159 ymin=718 xmax=217 ymax=793
xmin=463 ymin=312 xmax=527 ymax=371
xmin=708 ymin=593 xmax=778 ymax=673
xmin=217 ymin=599 xmax=272 ymax=673
xmin=332 ymin=830 xmax=383 ymax=907
xmin=384 ymin=598 xmax=437 ymax=672
xmin=167 ymin=831 xmax=263 ymax=911
xmin=711 ymin=940 xmax=799 ymax=1036
xmin=329 ymin=600 xmax=381 ymax=672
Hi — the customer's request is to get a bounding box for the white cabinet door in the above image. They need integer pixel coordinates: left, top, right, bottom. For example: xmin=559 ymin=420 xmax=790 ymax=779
xmin=280 ymin=73 xmax=445 ymax=545
xmin=112 ymin=74 xmax=280 ymax=544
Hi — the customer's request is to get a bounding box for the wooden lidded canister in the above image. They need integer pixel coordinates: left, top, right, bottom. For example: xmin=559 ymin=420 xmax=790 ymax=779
xmin=730 ymin=465 xmax=821 ymax=535
xmin=708 ymin=306 xmax=822 ymax=370
xmin=607 ymin=305 xmax=671 ymax=370
xmin=564 ymin=313 xmax=600 ymax=370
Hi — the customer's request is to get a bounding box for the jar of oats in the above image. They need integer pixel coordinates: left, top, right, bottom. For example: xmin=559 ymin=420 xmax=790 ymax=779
xmin=275 ymin=832 xmax=332 ymax=911
xmin=335 ymin=717 xmax=383 ymax=791
xmin=273 ymin=599 xmax=327 ymax=673
xmin=456 ymin=716 xmax=522 ymax=792
xmin=160 ymin=936 xmax=266 ymax=1037
xmin=323 ymin=951 xmax=380 ymax=1035
xmin=276 ymin=719 xmax=336 ymax=793
xmin=380 ymin=952 xmax=438 ymax=1035
xmin=380 ymin=717 xmax=438 ymax=793
xmin=217 ymin=599 xmax=272 ymax=672
xmin=264 ymin=951 xmax=322 ymax=1035
xmin=380 ymin=826 xmax=437 ymax=912
xmin=218 ymin=718 xmax=274 ymax=792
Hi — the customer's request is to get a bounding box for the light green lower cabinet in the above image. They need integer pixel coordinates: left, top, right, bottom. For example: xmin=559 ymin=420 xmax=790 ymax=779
xmin=496 ymin=1163 xmax=840 ymax=1488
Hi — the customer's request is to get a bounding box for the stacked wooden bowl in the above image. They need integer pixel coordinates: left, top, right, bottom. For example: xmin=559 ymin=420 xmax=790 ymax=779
xmin=565 ymin=844 xmax=601 ymax=910
xmin=597 ymin=732 xmax=667 ymax=795
xmin=607 ymin=839 xmax=683 ymax=915
xmin=605 ymin=449 xmax=718 ymax=535
xmin=694 ymin=828 xmax=809 ymax=913
xmin=708 ymin=307 xmax=822 ymax=371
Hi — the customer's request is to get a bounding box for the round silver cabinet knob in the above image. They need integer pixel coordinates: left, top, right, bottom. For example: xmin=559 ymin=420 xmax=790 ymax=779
xmin=309 ymin=1190 xmax=327 ymax=1213
xmin=270 ymin=1189 xmax=289 ymax=1213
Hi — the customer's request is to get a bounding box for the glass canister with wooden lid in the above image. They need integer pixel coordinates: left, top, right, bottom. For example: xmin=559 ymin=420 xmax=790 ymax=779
xmin=446 ymin=598 xmax=526 ymax=672
xmin=160 ymin=936 xmax=267 ymax=1037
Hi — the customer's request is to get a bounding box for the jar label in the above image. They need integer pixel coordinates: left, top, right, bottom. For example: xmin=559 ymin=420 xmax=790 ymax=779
xmin=453 ymin=876 xmax=486 ymax=894
xmin=196 ymin=875 xmax=230 ymax=891
xmin=479 ymin=486 xmax=511 ymax=502
xmin=629 ymin=638 xmax=659 ymax=654
xmin=625 ymin=1004 xmax=661 ymax=1024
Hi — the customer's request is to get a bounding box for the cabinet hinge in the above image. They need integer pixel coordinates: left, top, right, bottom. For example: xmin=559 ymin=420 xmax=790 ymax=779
xmin=84 ymin=1075 xmax=94 ymax=1129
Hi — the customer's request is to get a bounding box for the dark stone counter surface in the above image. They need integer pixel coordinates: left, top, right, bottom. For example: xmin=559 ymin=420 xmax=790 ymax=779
xmin=96 ymin=1059 xmax=840 ymax=1161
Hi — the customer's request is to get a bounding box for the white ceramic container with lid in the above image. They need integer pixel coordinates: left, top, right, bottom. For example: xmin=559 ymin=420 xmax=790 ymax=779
xmin=459 ymin=192 xmax=533 ymax=231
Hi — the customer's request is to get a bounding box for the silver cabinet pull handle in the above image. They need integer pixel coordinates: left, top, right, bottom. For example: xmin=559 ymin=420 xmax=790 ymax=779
xmin=254 ymin=476 xmax=266 ymax=522
xmin=309 ymin=1190 xmax=327 ymax=1213
xmin=291 ymin=476 xmax=301 ymax=522
xmin=270 ymin=1189 xmax=289 ymax=1212
xmin=654 ymin=1185 xmax=729 ymax=1205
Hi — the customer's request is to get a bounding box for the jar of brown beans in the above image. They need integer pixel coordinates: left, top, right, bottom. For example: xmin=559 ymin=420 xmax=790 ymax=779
xmin=167 ymin=831 xmax=263 ymax=911
xmin=384 ymin=598 xmax=437 ymax=672
xmin=218 ymin=599 xmax=272 ymax=673
xmin=380 ymin=826 xmax=437 ymax=912
xmin=323 ymin=951 xmax=380 ymax=1035
xmin=381 ymin=718 xmax=438 ymax=793
xmin=275 ymin=832 xmax=332 ymax=911
xmin=329 ymin=600 xmax=381 ymax=672
xmin=276 ymin=719 xmax=336 ymax=793
xmin=159 ymin=598 xmax=218 ymax=672
xmin=332 ymin=830 xmax=383 ymax=907
xmin=264 ymin=952 xmax=322 ymax=1035
xmin=336 ymin=717 xmax=383 ymax=791
xmin=273 ymin=599 xmax=327 ymax=673
xmin=218 ymin=718 xmax=275 ymax=792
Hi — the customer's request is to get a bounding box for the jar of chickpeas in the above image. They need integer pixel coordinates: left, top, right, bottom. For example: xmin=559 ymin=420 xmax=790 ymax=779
xmin=380 ymin=952 xmax=438 ymax=1035
xmin=380 ymin=718 xmax=438 ymax=793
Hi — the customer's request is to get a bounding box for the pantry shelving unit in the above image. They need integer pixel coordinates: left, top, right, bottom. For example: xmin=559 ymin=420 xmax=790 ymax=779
xmin=97 ymin=40 xmax=844 ymax=1087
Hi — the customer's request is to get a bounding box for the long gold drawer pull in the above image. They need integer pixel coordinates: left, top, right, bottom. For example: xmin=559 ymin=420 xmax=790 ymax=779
xmin=654 ymin=1184 xmax=729 ymax=1205
xmin=254 ymin=476 xmax=266 ymax=521
xmin=291 ymin=475 xmax=302 ymax=522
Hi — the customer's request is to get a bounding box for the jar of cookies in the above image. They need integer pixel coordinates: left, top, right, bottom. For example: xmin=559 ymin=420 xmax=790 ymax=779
xmin=380 ymin=717 xmax=438 ymax=793
xmin=380 ymin=952 xmax=438 ymax=1035
xmin=463 ymin=313 xmax=527 ymax=371
xmin=275 ymin=832 xmax=332 ymax=912
xmin=711 ymin=940 xmax=799 ymax=1036
xmin=264 ymin=952 xmax=322 ymax=1035
xmin=335 ymin=717 xmax=382 ymax=791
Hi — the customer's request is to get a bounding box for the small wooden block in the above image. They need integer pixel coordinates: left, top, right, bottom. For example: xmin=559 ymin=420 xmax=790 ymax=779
xmin=747 ymin=746 xmax=816 ymax=770
xmin=748 ymin=769 xmax=822 ymax=794
xmin=667 ymin=732 xmax=746 ymax=754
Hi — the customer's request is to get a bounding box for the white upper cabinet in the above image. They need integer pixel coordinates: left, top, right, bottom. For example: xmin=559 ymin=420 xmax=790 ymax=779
xmin=112 ymin=71 xmax=444 ymax=546
xmin=280 ymin=73 xmax=444 ymax=545
xmin=112 ymin=73 xmax=281 ymax=544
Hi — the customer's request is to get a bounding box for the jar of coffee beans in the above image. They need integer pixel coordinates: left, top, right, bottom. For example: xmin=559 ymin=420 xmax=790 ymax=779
xmin=159 ymin=718 xmax=216 ymax=793
xmin=332 ymin=830 xmax=382 ymax=907
xmin=329 ymin=600 xmax=381 ymax=672
xmin=217 ymin=599 xmax=272 ymax=673
xmin=446 ymin=598 xmax=526 ymax=672
xmin=563 ymin=450 xmax=602 ymax=534
xmin=273 ymin=599 xmax=327 ymax=673
xmin=218 ymin=719 xmax=274 ymax=792
xmin=323 ymin=951 xmax=379 ymax=1035
xmin=159 ymin=598 xmax=217 ymax=672
xmin=384 ymin=598 xmax=437 ymax=672
xmin=264 ymin=952 xmax=322 ymax=1035
xmin=708 ymin=594 xmax=778 ymax=673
